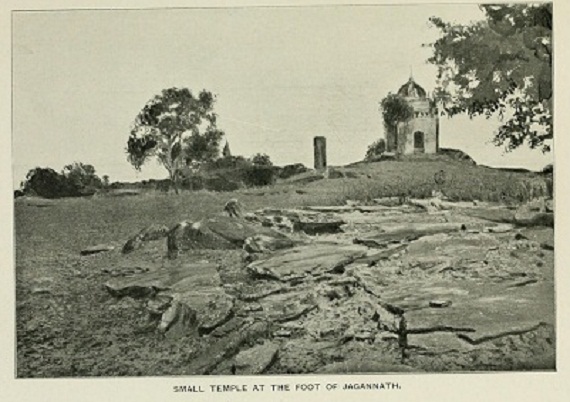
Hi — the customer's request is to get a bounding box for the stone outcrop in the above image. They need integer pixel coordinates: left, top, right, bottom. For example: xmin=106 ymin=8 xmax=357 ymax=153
xmin=105 ymin=262 xmax=234 ymax=337
xmin=247 ymin=244 xmax=368 ymax=281
xmin=122 ymin=224 xmax=169 ymax=254
xmin=233 ymin=341 xmax=279 ymax=374
xmin=167 ymin=216 xmax=289 ymax=257
xmin=103 ymin=198 xmax=555 ymax=374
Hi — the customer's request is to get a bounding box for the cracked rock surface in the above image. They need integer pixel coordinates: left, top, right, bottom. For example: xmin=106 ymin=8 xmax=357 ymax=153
xmin=104 ymin=200 xmax=555 ymax=374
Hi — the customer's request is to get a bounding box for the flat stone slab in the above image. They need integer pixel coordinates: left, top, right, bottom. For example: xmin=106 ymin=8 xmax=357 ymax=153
xmin=80 ymin=244 xmax=115 ymax=256
xmin=355 ymin=223 xmax=465 ymax=248
xmin=403 ymin=280 xmax=554 ymax=343
xmin=104 ymin=262 xmax=221 ymax=297
xmin=405 ymin=232 xmax=500 ymax=262
xmin=234 ymin=341 xmax=279 ymax=374
xmin=303 ymin=206 xmax=356 ymax=213
xmin=233 ymin=281 xmax=287 ymax=301
xmin=163 ymin=289 xmax=234 ymax=334
xmin=258 ymin=291 xmax=318 ymax=322
xmin=105 ymin=262 xmax=235 ymax=336
xmin=408 ymin=332 xmax=475 ymax=353
xmin=247 ymin=244 xmax=368 ymax=281
xmin=186 ymin=321 xmax=269 ymax=375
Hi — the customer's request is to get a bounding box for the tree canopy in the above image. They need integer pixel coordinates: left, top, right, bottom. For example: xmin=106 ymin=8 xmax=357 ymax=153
xmin=380 ymin=93 xmax=414 ymax=132
xmin=427 ymin=3 xmax=552 ymax=152
xmin=62 ymin=162 xmax=102 ymax=191
xmin=22 ymin=163 xmax=104 ymax=198
xmin=250 ymin=153 xmax=273 ymax=167
xmin=126 ymin=87 xmax=224 ymax=192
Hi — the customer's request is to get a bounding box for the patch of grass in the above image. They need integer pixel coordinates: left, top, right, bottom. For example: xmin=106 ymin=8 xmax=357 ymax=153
xmin=293 ymin=160 xmax=548 ymax=205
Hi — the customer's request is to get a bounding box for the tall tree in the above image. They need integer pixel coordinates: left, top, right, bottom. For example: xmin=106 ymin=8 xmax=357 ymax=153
xmin=427 ymin=3 xmax=552 ymax=152
xmin=62 ymin=162 xmax=102 ymax=191
xmin=126 ymin=87 xmax=224 ymax=193
xmin=380 ymin=93 xmax=414 ymax=151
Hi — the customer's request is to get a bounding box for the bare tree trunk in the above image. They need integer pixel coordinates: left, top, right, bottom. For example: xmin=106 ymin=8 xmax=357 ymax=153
xmin=172 ymin=171 xmax=180 ymax=195
xmin=168 ymin=169 xmax=179 ymax=195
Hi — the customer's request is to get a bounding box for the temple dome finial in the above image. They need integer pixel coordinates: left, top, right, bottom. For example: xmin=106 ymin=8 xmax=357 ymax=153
xmin=398 ymin=74 xmax=426 ymax=99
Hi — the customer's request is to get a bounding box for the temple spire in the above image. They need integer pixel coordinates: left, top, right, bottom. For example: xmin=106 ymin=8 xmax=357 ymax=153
xmin=222 ymin=141 xmax=231 ymax=158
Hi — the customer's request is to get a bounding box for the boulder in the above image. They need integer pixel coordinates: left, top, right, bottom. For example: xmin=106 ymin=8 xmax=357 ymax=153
xmin=122 ymin=224 xmax=169 ymax=254
xmin=167 ymin=216 xmax=288 ymax=256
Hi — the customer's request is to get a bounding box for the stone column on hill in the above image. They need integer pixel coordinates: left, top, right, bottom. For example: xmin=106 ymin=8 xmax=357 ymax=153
xmin=313 ymin=136 xmax=327 ymax=171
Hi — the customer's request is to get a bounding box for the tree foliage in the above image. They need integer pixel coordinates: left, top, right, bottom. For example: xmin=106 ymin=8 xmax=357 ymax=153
xmin=380 ymin=93 xmax=414 ymax=131
xmin=365 ymin=138 xmax=386 ymax=161
xmin=250 ymin=153 xmax=273 ymax=167
xmin=427 ymin=3 xmax=552 ymax=152
xmin=62 ymin=162 xmax=102 ymax=191
xmin=22 ymin=168 xmax=70 ymax=198
xmin=22 ymin=163 xmax=104 ymax=198
xmin=126 ymin=87 xmax=224 ymax=193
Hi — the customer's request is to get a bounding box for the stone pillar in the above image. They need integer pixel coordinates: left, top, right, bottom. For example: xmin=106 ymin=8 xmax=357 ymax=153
xmin=313 ymin=136 xmax=327 ymax=171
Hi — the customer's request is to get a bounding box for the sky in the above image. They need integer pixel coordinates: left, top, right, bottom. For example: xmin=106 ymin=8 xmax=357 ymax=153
xmin=12 ymin=4 xmax=553 ymax=188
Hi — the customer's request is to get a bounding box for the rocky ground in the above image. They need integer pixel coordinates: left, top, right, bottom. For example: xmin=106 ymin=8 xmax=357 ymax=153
xmin=95 ymin=197 xmax=555 ymax=375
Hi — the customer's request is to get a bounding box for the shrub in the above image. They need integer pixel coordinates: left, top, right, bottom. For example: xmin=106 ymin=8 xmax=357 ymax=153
xmin=243 ymin=165 xmax=277 ymax=187
xmin=250 ymin=153 xmax=273 ymax=167
xmin=206 ymin=155 xmax=251 ymax=171
xmin=21 ymin=163 xmax=104 ymax=198
xmin=541 ymin=163 xmax=553 ymax=175
xmin=438 ymin=148 xmax=477 ymax=165
xmin=278 ymin=163 xmax=310 ymax=179
xmin=205 ymin=174 xmax=243 ymax=192
xmin=365 ymin=139 xmax=387 ymax=161
xmin=22 ymin=167 xmax=76 ymax=198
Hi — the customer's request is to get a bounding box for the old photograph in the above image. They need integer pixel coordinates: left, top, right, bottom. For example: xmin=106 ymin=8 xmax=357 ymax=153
xmin=12 ymin=2 xmax=555 ymax=379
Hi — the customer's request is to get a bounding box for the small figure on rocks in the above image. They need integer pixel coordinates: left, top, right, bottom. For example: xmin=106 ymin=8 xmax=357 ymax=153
xmin=224 ymin=198 xmax=242 ymax=218
xmin=434 ymin=169 xmax=446 ymax=186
